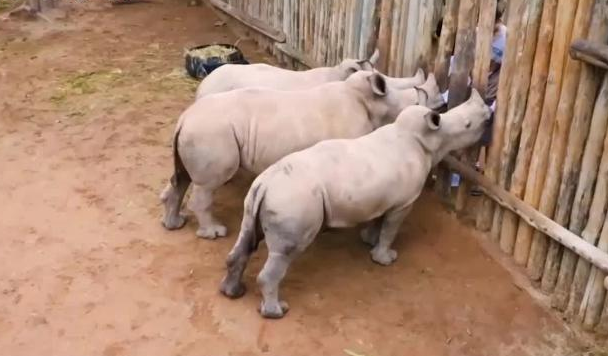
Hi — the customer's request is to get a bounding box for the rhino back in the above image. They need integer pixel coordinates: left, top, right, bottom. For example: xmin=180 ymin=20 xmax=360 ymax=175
xmin=232 ymin=87 xmax=375 ymax=173
xmin=294 ymin=130 xmax=431 ymax=227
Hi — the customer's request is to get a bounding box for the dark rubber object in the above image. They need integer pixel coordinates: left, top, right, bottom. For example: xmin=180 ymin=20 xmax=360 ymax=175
xmin=185 ymin=44 xmax=249 ymax=79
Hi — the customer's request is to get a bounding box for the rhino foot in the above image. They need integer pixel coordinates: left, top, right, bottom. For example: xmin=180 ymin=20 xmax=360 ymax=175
xmin=259 ymin=300 xmax=289 ymax=319
xmin=196 ymin=224 xmax=227 ymax=239
xmin=162 ymin=213 xmax=188 ymax=230
xmin=219 ymin=277 xmax=247 ymax=299
xmin=371 ymin=248 xmax=397 ymax=266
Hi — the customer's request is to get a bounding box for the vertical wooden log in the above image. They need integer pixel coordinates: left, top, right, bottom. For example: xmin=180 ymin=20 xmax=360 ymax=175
xmin=579 ymin=78 xmax=608 ymax=328
xmin=432 ymin=0 xmax=460 ymax=200
xmin=365 ymin=0 xmax=382 ymax=58
xmin=496 ymin=0 xmax=543 ymax=254
xmin=447 ymin=0 xmax=477 ymax=110
xmin=376 ymin=0 xmax=393 ymax=72
xmin=509 ymin=0 xmax=559 ymax=265
xmin=524 ymin=0 xmax=580 ymax=280
xmin=554 ymin=0 xmax=608 ymax=314
xmin=415 ymin=0 xmax=436 ymax=73
xmin=475 ymin=0 xmax=522 ymax=233
xmin=454 ymin=0 xmax=491 ymax=213
xmin=470 ymin=0 xmax=497 ymax=93
xmin=403 ymin=0 xmax=420 ymax=75
xmin=446 ymin=0 xmax=478 ymax=211
xmin=397 ymin=0 xmax=411 ymax=76
xmin=537 ymin=0 xmax=594 ymax=294
xmin=389 ymin=0 xmax=403 ymax=76
xmin=434 ymin=0 xmax=460 ymax=91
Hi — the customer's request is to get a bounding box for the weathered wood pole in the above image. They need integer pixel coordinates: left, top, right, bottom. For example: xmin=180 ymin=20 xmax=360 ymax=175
xmin=447 ymin=0 xmax=478 ymax=210
xmin=496 ymin=0 xmax=543 ymax=254
xmin=434 ymin=0 xmax=460 ymax=91
xmin=453 ymin=0 xmax=495 ymax=213
xmin=445 ymin=155 xmax=608 ymax=287
xmin=388 ymin=0 xmax=403 ymax=76
xmin=376 ymin=0 xmax=394 ymax=72
xmin=579 ymin=76 xmax=608 ymax=329
xmin=432 ymin=0 xmax=460 ymax=199
xmin=536 ymin=0 xmax=594 ymax=294
xmin=509 ymin=0 xmax=558 ymax=265
xmin=475 ymin=0 xmax=523 ymax=233
xmin=549 ymin=2 xmax=608 ymax=316
xmin=523 ymin=0 xmax=580 ymax=281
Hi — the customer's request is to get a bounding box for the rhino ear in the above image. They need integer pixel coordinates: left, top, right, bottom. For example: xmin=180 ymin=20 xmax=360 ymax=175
xmin=425 ymin=111 xmax=441 ymax=131
xmin=369 ymin=73 xmax=387 ymax=96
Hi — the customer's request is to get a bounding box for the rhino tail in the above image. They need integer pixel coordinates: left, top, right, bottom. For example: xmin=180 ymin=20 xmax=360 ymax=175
xmin=226 ymin=180 xmax=266 ymax=266
xmin=170 ymin=127 xmax=191 ymax=189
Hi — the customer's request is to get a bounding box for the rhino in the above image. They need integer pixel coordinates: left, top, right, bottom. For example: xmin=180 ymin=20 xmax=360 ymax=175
xmin=194 ymin=49 xmax=426 ymax=100
xmin=219 ymin=90 xmax=491 ymax=318
xmin=160 ymin=71 xmax=444 ymax=239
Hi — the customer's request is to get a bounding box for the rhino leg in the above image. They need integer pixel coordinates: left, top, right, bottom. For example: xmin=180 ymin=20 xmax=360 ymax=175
xmin=220 ymin=228 xmax=257 ymax=298
xmin=257 ymin=251 xmax=294 ymax=319
xmin=257 ymin=226 xmax=320 ymax=318
xmin=370 ymin=205 xmax=411 ymax=266
xmin=160 ymin=182 xmax=189 ymax=230
xmin=360 ymin=216 xmax=383 ymax=246
xmin=188 ymin=184 xmax=227 ymax=239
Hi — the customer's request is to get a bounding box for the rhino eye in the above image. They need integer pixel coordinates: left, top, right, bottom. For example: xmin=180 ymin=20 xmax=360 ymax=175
xmin=465 ymin=120 xmax=472 ymax=129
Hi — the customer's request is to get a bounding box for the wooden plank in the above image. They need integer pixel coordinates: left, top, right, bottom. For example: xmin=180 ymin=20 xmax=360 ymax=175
xmin=510 ymin=0 xmax=559 ymax=265
xmin=444 ymin=155 xmax=608 ymax=291
xmin=209 ymin=0 xmax=287 ymax=42
xmin=523 ymin=0 xmax=580 ymax=281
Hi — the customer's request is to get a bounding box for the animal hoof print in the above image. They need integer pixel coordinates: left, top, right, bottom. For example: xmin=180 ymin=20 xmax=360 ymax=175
xmin=259 ymin=301 xmax=289 ymax=319
xmin=196 ymin=224 xmax=228 ymax=239
xmin=371 ymin=248 xmax=397 ymax=266
xmin=219 ymin=279 xmax=247 ymax=299
xmin=162 ymin=214 xmax=188 ymax=230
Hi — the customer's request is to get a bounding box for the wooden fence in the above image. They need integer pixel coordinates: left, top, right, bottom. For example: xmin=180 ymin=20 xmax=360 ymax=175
xmin=211 ymin=0 xmax=608 ymax=334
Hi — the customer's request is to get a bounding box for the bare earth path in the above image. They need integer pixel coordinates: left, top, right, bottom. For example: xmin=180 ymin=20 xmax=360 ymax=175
xmin=0 ymin=1 xmax=596 ymax=355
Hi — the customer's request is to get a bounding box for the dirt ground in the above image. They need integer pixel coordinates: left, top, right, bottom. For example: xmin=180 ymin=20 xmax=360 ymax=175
xmin=0 ymin=1 xmax=602 ymax=355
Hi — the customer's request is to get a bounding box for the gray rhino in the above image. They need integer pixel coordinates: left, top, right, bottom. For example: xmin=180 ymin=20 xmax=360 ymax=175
xmin=220 ymin=90 xmax=491 ymax=318
xmin=160 ymin=71 xmax=444 ymax=239
xmin=195 ymin=49 xmax=426 ymax=100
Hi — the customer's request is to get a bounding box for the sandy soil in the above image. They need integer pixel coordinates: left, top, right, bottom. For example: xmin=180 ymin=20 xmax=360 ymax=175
xmin=0 ymin=1 xmax=598 ymax=355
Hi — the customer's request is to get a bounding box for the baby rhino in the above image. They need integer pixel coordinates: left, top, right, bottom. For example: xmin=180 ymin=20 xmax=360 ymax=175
xmin=220 ymin=90 xmax=491 ymax=318
xmin=160 ymin=71 xmax=444 ymax=239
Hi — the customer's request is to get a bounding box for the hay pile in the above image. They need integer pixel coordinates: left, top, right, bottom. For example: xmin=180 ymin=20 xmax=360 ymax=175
xmin=186 ymin=45 xmax=236 ymax=62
